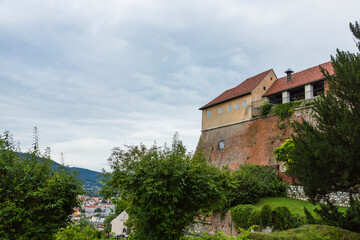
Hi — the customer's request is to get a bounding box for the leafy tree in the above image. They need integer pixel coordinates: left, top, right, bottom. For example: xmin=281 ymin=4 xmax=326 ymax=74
xmin=55 ymin=219 xmax=110 ymax=240
xmin=0 ymin=130 xmax=83 ymax=240
xmin=102 ymin=134 xmax=224 ymax=240
xmin=94 ymin=208 xmax=102 ymax=213
xmin=277 ymin=21 xmax=360 ymax=202
xmin=228 ymin=165 xmax=287 ymax=207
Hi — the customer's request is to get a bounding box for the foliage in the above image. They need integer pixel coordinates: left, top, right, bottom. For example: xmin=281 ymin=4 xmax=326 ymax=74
xmin=101 ymin=133 xmax=224 ymax=240
xmin=313 ymin=197 xmax=360 ymax=233
xmin=231 ymin=204 xmax=303 ymax=232
xmin=259 ymin=205 xmax=272 ymax=228
xmin=228 ymin=165 xmax=287 ymax=207
xmin=231 ymin=205 xmax=259 ymax=229
xmin=183 ymin=225 xmax=360 ymax=240
xmin=273 ymin=139 xmax=294 ymax=175
xmin=303 ymin=207 xmax=317 ymax=224
xmin=270 ymin=206 xmax=303 ymax=231
xmin=273 ymin=101 xmax=302 ymax=120
xmin=259 ymin=101 xmax=272 ymax=117
xmin=55 ymin=220 xmax=111 ymax=240
xmin=255 ymin=197 xmax=348 ymax=218
xmin=0 ymin=130 xmax=83 ymax=240
xmin=285 ymin=21 xmax=360 ymax=203
xmin=248 ymin=224 xmax=360 ymax=240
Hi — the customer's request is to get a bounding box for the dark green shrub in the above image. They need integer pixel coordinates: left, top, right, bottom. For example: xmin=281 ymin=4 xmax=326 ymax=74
xmin=259 ymin=205 xmax=272 ymax=228
xmin=259 ymin=101 xmax=272 ymax=117
xmin=230 ymin=171 xmax=264 ymax=206
xmin=303 ymin=207 xmax=316 ymax=224
xmin=231 ymin=204 xmax=259 ymax=229
xmin=314 ymin=196 xmax=360 ymax=233
xmin=343 ymin=196 xmax=360 ymax=232
xmin=314 ymin=202 xmax=345 ymax=228
xmin=230 ymin=165 xmax=287 ymax=207
xmin=270 ymin=206 xmax=303 ymax=231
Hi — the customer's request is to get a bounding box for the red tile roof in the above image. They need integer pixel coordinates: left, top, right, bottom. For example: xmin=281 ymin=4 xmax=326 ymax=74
xmin=199 ymin=69 xmax=273 ymax=110
xmin=263 ymin=61 xmax=334 ymax=97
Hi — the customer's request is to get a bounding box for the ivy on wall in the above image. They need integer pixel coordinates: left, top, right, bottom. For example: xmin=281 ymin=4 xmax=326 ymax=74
xmin=259 ymin=100 xmax=303 ymax=120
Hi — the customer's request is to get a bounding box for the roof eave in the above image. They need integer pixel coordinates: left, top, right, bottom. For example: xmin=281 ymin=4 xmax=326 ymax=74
xmin=199 ymin=92 xmax=251 ymax=110
xmin=263 ymin=78 xmax=327 ymax=97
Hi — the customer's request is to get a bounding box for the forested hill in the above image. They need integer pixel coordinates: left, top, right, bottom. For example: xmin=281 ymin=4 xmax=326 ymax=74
xmin=18 ymin=153 xmax=102 ymax=188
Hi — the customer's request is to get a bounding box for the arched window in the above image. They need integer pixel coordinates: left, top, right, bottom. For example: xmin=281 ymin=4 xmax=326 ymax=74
xmin=218 ymin=140 xmax=225 ymax=150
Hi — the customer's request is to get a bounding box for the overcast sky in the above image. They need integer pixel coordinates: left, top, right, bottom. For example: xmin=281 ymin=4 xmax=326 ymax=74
xmin=0 ymin=0 xmax=359 ymax=171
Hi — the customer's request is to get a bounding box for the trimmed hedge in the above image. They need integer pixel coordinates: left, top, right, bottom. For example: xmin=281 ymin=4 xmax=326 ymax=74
xmin=231 ymin=204 xmax=304 ymax=232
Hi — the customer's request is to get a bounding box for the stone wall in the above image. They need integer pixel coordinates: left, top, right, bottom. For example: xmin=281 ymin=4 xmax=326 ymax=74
xmin=190 ymin=211 xmax=237 ymax=237
xmin=197 ymin=107 xmax=313 ymax=170
xmin=287 ymin=185 xmax=360 ymax=207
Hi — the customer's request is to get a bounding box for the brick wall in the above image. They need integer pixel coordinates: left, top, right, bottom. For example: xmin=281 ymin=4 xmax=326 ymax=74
xmin=197 ymin=107 xmax=314 ymax=170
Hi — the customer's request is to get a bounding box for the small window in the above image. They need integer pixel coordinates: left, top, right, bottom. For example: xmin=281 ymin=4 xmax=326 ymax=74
xmin=218 ymin=108 xmax=222 ymax=114
xmin=270 ymin=77 xmax=273 ymax=80
xmin=218 ymin=140 xmax=225 ymax=150
xmin=207 ymin=111 xmax=211 ymax=118
xmin=263 ymin=86 xmax=266 ymax=90
xmin=243 ymin=100 xmax=247 ymax=107
xmin=228 ymin=104 xmax=231 ymax=111
xmin=235 ymin=102 xmax=239 ymax=109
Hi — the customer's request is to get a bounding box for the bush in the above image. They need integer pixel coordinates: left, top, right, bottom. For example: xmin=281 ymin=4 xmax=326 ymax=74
xmin=259 ymin=205 xmax=272 ymax=228
xmin=270 ymin=206 xmax=303 ymax=231
xmin=231 ymin=204 xmax=303 ymax=232
xmin=303 ymin=207 xmax=317 ymax=224
xmin=259 ymin=101 xmax=272 ymax=117
xmin=231 ymin=205 xmax=259 ymax=229
xmin=314 ymin=197 xmax=360 ymax=233
xmin=229 ymin=165 xmax=287 ymax=207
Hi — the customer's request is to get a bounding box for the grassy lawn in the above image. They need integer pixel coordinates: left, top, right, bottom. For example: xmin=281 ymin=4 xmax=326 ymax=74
xmin=254 ymin=197 xmax=348 ymax=217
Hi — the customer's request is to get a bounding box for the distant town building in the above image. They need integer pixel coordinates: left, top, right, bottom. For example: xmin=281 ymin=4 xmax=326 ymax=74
xmin=111 ymin=211 xmax=131 ymax=237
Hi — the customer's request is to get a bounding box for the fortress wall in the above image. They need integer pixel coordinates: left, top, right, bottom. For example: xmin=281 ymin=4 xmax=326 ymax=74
xmin=197 ymin=107 xmax=314 ymax=170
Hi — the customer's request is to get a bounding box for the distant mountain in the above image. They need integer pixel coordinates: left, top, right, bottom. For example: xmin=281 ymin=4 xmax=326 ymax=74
xmin=18 ymin=152 xmax=103 ymax=188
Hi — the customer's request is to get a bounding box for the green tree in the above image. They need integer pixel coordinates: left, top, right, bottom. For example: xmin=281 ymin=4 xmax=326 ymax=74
xmin=102 ymin=134 xmax=224 ymax=240
xmin=0 ymin=130 xmax=83 ymax=240
xmin=280 ymin=21 xmax=360 ymax=202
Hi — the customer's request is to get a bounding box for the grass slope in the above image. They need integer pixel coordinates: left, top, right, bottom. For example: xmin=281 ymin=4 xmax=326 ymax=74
xmin=255 ymin=197 xmax=348 ymax=217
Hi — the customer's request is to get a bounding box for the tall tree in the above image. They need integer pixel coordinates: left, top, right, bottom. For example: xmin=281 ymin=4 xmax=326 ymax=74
xmin=0 ymin=131 xmax=83 ymax=240
xmin=102 ymin=134 xmax=224 ymax=240
xmin=285 ymin=21 xmax=360 ymax=202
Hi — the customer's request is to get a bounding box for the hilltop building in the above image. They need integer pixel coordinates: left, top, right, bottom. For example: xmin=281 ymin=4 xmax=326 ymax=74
xmin=199 ymin=69 xmax=277 ymax=131
xmin=264 ymin=61 xmax=334 ymax=105
xmin=197 ymin=62 xmax=334 ymax=170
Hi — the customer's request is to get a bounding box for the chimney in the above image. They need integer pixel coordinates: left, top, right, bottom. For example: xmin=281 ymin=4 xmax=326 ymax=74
xmin=285 ymin=68 xmax=294 ymax=82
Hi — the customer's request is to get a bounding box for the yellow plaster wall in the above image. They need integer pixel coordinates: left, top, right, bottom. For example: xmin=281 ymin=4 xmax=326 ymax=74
xmin=201 ymin=70 xmax=277 ymax=131
xmin=251 ymin=70 xmax=277 ymax=104
xmin=201 ymin=94 xmax=252 ymax=130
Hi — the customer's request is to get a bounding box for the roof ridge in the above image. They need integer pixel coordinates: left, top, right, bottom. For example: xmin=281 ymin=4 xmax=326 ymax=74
xmin=278 ymin=61 xmax=331 ymax=79
xmin=199 ymin=69 xmax=273 ymax=110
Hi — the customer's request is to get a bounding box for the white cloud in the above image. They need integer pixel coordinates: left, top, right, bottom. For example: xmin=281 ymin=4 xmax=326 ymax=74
xmin=0 ymin=0 xmax=359 ymax=171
